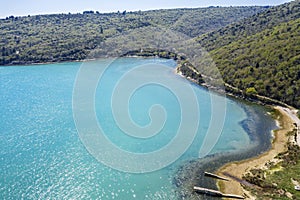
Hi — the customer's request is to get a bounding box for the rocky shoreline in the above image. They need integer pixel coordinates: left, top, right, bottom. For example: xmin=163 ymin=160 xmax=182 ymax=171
xmin=173 ymin=103 xmax=276 ymax=199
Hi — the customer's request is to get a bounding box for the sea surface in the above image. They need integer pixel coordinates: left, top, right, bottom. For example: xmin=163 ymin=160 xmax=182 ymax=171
xmin=0 ymin=58 xmax=275 ymax=199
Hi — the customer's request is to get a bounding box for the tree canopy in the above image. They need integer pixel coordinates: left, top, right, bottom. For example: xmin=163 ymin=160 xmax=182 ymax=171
xmin=0 ymin=6 xmax=266 ymax=65
xmin=198 ymin=1 xmax=300 ymax=108
xmin=1 ymin=2 xmax=299 ymax=108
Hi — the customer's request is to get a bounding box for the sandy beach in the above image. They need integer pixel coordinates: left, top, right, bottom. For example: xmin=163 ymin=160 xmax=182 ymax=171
xmin=216 ymin=106 xmax=298 ymax=199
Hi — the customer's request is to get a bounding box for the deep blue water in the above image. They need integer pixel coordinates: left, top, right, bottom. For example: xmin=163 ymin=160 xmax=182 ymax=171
xmin=0 ymin=58 xmax=274 ymax=199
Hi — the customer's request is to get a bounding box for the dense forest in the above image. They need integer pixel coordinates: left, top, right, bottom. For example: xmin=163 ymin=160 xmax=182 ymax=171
xmin=212 ymin=18 xmax=300 ymax=108
xmin=0 ymin=6 xmax=266 ymax=65
xmin=1 ymin=1 xmax=300 ymax=108
xmin=197 ymin=0 xmax=300 ymax=108
xmin=197 ymin=0 xmax=300 ymax=51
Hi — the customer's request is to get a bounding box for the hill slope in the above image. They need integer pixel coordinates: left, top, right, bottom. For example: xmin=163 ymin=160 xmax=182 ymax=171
xmin=197 ymin=0 xmax=300 ymax=51
xmin=1 ymin=2 xmax=299 ymax=108
xmin=0 ymin=6 xmax=266 ymax=65
xmin=211 ymin=18 xmax=300 ymax=108
xmin=191 ymin=0 xmax=300 ymax=108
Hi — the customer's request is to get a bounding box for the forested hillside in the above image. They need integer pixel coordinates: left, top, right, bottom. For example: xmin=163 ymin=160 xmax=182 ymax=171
xmin=196 ymin=0 xmax=300 ymax=108
xmin=1 ymin=1 xmax=299 ymax=108
xmin=197 ymin=0 xmax=300 ymax=51
xmin=212 ymin=18 xmax=300 ymax=107
xmin=0 ymin=6 xmax=266 ymax=65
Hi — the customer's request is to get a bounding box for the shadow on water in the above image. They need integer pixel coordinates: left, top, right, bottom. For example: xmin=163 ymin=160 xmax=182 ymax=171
xmin=173 ymin=102 xmax=277 ymax=199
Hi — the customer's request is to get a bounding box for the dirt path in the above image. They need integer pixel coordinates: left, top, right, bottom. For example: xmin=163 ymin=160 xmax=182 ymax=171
xmin=216 ymin=106 xmax=295 ymax=199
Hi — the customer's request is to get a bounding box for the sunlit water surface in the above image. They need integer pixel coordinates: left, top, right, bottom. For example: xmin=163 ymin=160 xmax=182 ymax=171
xmin=0 ymin=58 xmax=275 ymax=199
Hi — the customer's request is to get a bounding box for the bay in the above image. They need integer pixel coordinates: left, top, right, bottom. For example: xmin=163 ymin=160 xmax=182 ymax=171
xmin=0 ymin=58 xmax=275 ymax=199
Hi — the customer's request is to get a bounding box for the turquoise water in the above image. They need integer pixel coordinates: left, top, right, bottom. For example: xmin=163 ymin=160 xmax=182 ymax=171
xmin=0 ymin=58 xmax=271 ymax=199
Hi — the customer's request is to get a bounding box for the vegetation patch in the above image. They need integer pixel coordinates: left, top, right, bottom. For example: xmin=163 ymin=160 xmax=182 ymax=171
xmin=243 ymin=141 xmax=300 ymax=200
xmin=0 ymin=6 xmax=266 ymax=65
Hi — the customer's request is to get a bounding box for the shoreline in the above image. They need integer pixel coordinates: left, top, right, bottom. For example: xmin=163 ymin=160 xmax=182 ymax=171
xmin=173 ymin=99 xmax=276 ymax=200
xmin=0 ymin=56 xmax=171 ymax=67
xmin=3 ymin=57 xmax=299 ymax=199
xmin=216 ymin=106 xmax=297 ymax=199
xmin=172 ymin=59 xmax=299 ymax=198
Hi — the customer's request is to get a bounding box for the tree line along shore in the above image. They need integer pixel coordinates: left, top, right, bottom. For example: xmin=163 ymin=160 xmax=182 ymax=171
xmin=1 ymin=1 xmax=299 ymax=109
xmin=1 ymin=1 xmax=300 ymax=199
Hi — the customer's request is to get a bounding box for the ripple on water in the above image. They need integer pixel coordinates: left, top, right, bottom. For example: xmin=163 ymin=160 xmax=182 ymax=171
xmin=0 ymin=59 xmax=276 ymax=199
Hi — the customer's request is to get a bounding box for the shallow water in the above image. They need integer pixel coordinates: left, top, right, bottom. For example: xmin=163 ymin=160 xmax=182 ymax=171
xmin=0 ymin=58 xmax=275 ymax=199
